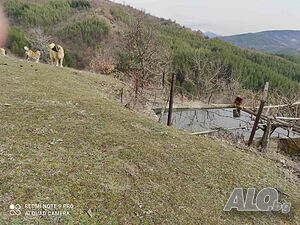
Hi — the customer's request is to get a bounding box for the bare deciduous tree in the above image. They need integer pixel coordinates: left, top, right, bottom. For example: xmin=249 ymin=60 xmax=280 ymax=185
xmin=189 ymin=49 xmax=236 ymax=102
xmin=122 ymin=16 xmax=171 ymax=103
xmin=28 ymin=28 xmax=52 ymax=63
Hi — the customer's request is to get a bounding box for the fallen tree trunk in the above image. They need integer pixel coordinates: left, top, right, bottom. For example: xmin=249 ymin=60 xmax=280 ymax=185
xmin=253 ymin=101 xmax=300 ymax=110
xmin=192 ymin=126 xmax=247 ymax=135
xmin=275 ymin=117 xmax=300 ymax=121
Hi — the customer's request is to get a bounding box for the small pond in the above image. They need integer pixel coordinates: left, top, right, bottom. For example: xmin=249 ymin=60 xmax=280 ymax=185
xmin=160 ymin=108 xmax=300 ymax=140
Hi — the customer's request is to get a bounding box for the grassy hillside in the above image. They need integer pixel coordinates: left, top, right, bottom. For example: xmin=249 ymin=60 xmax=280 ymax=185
xmin=0 ymin=55 xmax=300 ymax=224
xmin=1 ymin=0 xmax=299 ymax=97
xmin=222 ymin=30 xmax=300 ymax=56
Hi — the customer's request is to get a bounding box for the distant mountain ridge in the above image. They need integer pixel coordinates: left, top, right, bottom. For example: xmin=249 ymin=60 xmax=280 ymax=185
xmin=204 ymin=31 xmax=220 ymax=38
xmin=221 ymin=30 xmax=300 ymax=56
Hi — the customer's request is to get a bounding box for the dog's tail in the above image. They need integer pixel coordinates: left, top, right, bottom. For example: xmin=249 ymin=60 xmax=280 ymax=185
xmin=24 ymin=46 xmax=29 ymax=51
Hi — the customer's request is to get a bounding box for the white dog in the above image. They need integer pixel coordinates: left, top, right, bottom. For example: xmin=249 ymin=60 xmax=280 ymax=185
xmin=24 ymin=46 xmax=41 ymax=63
xmin=49 ymin=43 xmax=64 ymax=67
xmin=0 ymin=48 xmax=7 ymax=56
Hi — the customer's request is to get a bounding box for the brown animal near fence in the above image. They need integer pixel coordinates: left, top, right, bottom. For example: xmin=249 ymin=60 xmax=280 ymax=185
xmin=49 ymin=43 xmax=64 ymax=67
xmin=24 ymin=46 xmax=41 ymax=63
xmin=0 ymin=47 xmax=7 ymax=56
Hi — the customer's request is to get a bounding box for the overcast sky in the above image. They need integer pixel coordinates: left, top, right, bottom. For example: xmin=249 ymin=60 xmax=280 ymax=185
xmin=112 ymin=0 xmax=300 ymax=36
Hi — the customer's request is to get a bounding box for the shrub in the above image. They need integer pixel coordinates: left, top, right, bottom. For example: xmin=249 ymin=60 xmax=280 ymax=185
xmin=4 ymin=0 xmax=29 ymax=23
xmin=68 ymin=0 xmax=91 ymax=9
xmin=7 ymin=27 xmax=29 ymax=57
xmin=22 ymin=0 xmax=71 ymax=27
xmin=116 ymin=51 xmax=134 ymax=72
xmin=64 ymin=50 xmax=84 ymax=68
xmin=5 ymin=0 xmax=71 ymax=27
xmin=89 ymin=60 xmax=115 ymax=74
xmin=61 ymin=18 xmax=110 ymax=45
xmin=110 ymin=7 xmax=131 ymax=23
xmin=182 ymin=79 xmax=197 ymax=96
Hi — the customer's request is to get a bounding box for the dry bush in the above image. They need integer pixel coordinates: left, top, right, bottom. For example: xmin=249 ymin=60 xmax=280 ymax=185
xmin=28 ymin=28 xmax=52 ymax=63
xmin=88 ymin=34 xmax=120 ymax=74
xmin=89 ymin=59 xmax=115 ymax=75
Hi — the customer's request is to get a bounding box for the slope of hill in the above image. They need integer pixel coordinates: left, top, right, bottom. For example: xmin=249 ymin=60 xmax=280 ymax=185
xmin=1 ymin=0 xmax=300 ymax=96
xmin=0 ymin=55 xmax=300 ymax=224
xmin=222 ymin=30 xmax=300 ymax=56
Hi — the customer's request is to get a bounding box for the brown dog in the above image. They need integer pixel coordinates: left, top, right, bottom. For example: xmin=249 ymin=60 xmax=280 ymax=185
xmin=49 ymin=43 xmax=64 ymax=67
xmin=24 ymin=46 xmax=41 ymax=63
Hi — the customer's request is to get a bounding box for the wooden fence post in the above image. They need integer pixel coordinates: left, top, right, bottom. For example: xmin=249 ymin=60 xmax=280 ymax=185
xmin=248 ymin=82 xmax=269 ymax=146
xmin=167 ymin=73 xmax=176 ymax=126
xmin=120 ymin=88 xmax=124 ymax=104
xmin=260 ymin=118 xmax=272 ymax=151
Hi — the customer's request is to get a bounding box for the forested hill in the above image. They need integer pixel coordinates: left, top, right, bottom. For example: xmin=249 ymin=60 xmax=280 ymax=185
xmin=1 ymin=0 xmax=300 ymax=96
xmin=222 ymin=30 xmax=300 ymax=56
